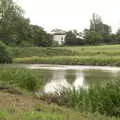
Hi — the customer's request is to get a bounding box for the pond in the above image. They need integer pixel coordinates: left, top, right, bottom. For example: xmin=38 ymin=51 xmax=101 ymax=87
xmin=1 ymin=64 xmax=120 ymax=93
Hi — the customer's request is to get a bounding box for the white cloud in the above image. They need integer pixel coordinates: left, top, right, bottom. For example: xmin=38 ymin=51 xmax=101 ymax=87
xmin=15 ymin=0 xmax=120 ymax=33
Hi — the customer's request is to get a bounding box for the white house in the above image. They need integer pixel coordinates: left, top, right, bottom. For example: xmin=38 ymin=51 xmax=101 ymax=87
xmin=51 ymin=29 xmax=66 ymax=45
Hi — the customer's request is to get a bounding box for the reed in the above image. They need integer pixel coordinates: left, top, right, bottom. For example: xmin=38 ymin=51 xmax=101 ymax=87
xmin=14 ymin=56 xmax=120 ymax=66
xmin=56 ymin=79 xmax=120 ymax=117
xmin=0 ymin=69 xmax=42 ymax=91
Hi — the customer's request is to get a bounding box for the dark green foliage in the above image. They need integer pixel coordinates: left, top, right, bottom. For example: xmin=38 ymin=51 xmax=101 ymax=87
xmin=83 ymin=13 xmax=112 ymax=45
xmin=65 ymin=31 xmax=76 ymax=45
xmin=0 ymin=41 xmax=12 ymax=63
xmin=30 ymin=25 xmax=53 ymax=47
xmin=84 ymin=31 xmax=102 ymax=45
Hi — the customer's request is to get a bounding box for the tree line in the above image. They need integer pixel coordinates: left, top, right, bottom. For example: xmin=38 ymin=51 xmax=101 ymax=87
xmin=1 ymin=0 xmax=120 ymax=47
xmin=65 ymin=13 xmax=120 ymax=46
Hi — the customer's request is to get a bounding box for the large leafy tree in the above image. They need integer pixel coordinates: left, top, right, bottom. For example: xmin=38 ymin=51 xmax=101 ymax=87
xmin=90 ymin=13 xmax=111 ymax=35
xmin=0 ymin=0 xmax=22 ymax=44
xmin=0 ymin=0 xmax=32 ymax=46
xmin=84 ymin=13 xmax=112 ymax=45
xmin=31 ymin=25 xmax=53 ymax=47
xmin=85 ymin=31 xmax=102 ymax=45
xmin=90 ymin=13 xmax=103 ymax=33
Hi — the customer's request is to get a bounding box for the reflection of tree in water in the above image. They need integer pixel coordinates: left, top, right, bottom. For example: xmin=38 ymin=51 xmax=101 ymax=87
xmin=73 ymin=72 xmax=88 ymax=90
xmin=42 ymin=69 xmax=120 ymax=93
xmin=44 ymin=70 xmax=88 ymax=93
xmin=44 ymin=70 xmax=71 ymax=93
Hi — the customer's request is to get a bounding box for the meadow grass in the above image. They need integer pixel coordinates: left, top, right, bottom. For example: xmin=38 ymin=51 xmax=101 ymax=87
xmin=11 ymin=45 xmax=120 ymax=58
xmin=14 ymin=56 xmax=120 ymax=66
xmin=58 ymin=44 xmax=120 ymax=56
xmin=11 ymin=47 xmax=78 ymax=58
xmin=11 ymin=44 xmax=120 ymax=66
xmin=0 ymin=68 xmax=43 ymax=91
xmin=54 ymin=79 xmax=120 ymax=117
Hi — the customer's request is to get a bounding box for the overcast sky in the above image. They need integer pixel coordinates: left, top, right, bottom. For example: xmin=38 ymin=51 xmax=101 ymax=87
xmin=15 ymin=0 xmax=120 ymax=33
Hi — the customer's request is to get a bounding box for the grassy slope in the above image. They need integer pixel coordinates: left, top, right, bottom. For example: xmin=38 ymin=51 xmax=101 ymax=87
xmin=12 ymin=45 xmax=120 ymax=66
xmin=11 ymin=47 xmax=78 ymax=58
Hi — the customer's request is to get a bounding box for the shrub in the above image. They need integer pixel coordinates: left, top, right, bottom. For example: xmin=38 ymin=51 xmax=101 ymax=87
xmin=0 ymin=41 xmax=12 ymax=63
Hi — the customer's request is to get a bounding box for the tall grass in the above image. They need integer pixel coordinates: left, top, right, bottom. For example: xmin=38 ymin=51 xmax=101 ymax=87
xmin=11 ymin=45 xmax=120 ymax=66
xmin=11 ymin=47 xmax=78 ymax=58
xmin=14 ymin=56 xmax=120 ymax=66
xmin=0 ymin=69 xmax=42 ymax=91
xmin=55 ymin=79 xmax=120 ymax=117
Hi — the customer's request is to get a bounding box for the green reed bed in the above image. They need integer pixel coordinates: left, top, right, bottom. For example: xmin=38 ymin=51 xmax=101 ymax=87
xmin=0 ymin=68 xmax=42 ymax=91
xmin=55 ymin=80 xmax=120 ymax=117
xmin=14 ymin=56 xmax=120 ymax=66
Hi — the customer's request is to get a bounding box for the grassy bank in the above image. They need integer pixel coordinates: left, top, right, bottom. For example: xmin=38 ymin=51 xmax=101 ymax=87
xmin=0 ymin=91 xmax=119 ymax=120
xmin=14 ymin=56 xmax=120 ymax=66
xmin=0 ymin=68 xmax=43 ymax=92
xmin=11 ymin=45 xmax=120 ymax=58
xmin=0 ymin=68 xmax=118 ymax=120
xmin=11 ymin=47 xmax=78 ymax=58
xmin=11 ymin=44 xmax=120 ymax=66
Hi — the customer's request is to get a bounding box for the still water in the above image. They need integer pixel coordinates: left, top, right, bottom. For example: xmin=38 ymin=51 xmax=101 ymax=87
xmin=1 ymin=64 xmax=120 ymax=93
xmin=27 ymin=64 xmax=120 ymax=93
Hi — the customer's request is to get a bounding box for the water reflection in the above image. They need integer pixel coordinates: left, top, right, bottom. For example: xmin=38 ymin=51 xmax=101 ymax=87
xmin=44 ymin=71 xmax=88 ymax=93
xmin=1 ymin=64 xmax=120 ymax=93
xmin=44 ymin=71 xmax=71 ymax=93
xmin=73 ymin=72 xmax=88 ymax=90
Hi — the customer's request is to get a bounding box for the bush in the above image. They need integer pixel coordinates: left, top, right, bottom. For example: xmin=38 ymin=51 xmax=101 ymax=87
xmin=0 ymin=41 xmax=12 ymax=63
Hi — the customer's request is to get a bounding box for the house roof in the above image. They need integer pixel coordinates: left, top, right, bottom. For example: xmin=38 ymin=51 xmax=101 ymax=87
xmin=51 ymin=29 xmax=66 ymax=35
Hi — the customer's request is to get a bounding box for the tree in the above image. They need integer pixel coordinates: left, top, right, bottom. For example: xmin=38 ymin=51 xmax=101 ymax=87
xmin=0 ymin=0 xmax=32 ymax=46
xmin=103 ymin=24 xmax=111 ymax=35
xmin=65 ymin=31 xmax=77 ymax=45
xmin=115 ymin=29 xmax=120 ymax=44
xmin=83 ymin=13 xmax=112 ymax=45
xmin=85 ymin=31 xmax=102 ymax=45
xmin=90 ymin=13 xmax=111 ymax=35
xmin=31 ymin=25 xmax=53 ymax=47
xmin=0 ymin=41 xmax=12 ymax=63
xmin=90 ymin=13 xmax=103 ymax=33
